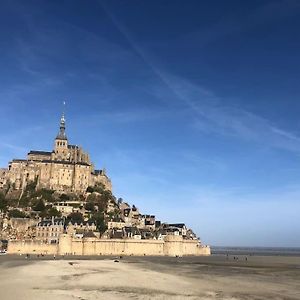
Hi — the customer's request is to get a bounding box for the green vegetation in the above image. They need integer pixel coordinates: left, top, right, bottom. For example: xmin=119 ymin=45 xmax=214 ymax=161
xmin=0 ymin=192 xmax=8 ymax=212
xmin=4 ymin=180 xmax=118 ymax=236
xmin=85 ymin=202 xmax=95 ymax=212
xmin=8 ymin=209 xmax=26 ymax=218
xmin=19 ymin=184 xmax=55 ymax=208
xmin=86 ymin=182 xmax=106 ymax=194
xmin=25 ymin=179 xmax=37 ymax=193
xmin=33 ymin=199 xmax=46 ymax=212
xmin=67 ymin=212 xmax=84 ymax=224
xmin=46 ymin=207 xmax=61 ymax=218
xmin=108 ymin=208 xmax=121 ymax=221
xmin=90 ymin=212 xmax=107 ymax=234
xmin=59 ymin=193 xmax=70 ymax=201
xmin=40 ymin=206 xmax=62 ymax=219
xmin=86 ymin=186 xmax=94 ymax=193
xmin=33 ymin=189 xmax=55 ymax=202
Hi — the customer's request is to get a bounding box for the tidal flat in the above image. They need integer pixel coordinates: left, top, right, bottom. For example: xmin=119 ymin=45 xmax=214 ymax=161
xmin=0 ymin=254 xmax=299 ymax=300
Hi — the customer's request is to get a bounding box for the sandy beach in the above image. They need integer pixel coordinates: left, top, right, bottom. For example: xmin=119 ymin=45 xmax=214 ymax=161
xmin=0 ymin=255 xmax=299 ymax=300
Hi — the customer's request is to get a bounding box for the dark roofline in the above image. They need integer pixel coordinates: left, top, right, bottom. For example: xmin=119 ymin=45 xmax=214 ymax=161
xmin=68 ymin=220 xmax=95 ymax=226
xmin=12 ymin=159 xmax=27 ymax=162
xmin=55 ymin=135 xmax=68 ymax=140
xmin=68 ymin=144 xmax=79 ymax=149
xmin=41 ymin=160 xmax=90 ymax=166
xmin=168 ymin=223 xmax=186 ymax=228
xmin=11 ymin=159 xmax=90 ymax=167
xmin=28 ymin=150 xmax=52 ymax=156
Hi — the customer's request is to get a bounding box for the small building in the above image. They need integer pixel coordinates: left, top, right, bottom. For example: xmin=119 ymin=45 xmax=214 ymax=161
xmin=52 ymin=201 xmax=84 ymax=216
xmin=66 ymin=220 xmax=97 ymax=235
xmin=167 ymin=223 xmax=188 ymax=236
xmin=139 ymin=214 xmax=155 ymax=230
xmin=122 ymin=206 xmax=140 ymax=225
xmin=123 ymin=226 xmax=141 ymax=239
xmin=107 ymin=220 xmax=128 ymax=230
xmin=35 ymin=217 xmax=64 ymax=243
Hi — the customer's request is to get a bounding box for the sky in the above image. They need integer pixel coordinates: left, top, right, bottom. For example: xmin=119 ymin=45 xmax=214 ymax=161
xmin=0 ymin=0 xmax=300 ymax=247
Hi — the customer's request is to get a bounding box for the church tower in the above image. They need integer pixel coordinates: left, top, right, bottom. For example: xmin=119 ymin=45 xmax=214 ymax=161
xmin=54 ymin=108 xmax=69 ymax=161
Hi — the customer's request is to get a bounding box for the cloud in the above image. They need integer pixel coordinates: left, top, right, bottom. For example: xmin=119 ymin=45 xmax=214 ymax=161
xmin=151 ymin=74 xmax=300 ymax=153
xmin=99 ymin=4 xmax=300 ymax=154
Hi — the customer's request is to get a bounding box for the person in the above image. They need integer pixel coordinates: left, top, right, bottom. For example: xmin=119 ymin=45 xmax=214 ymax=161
xmin=53 ymin=254 xmax=56 ymax=260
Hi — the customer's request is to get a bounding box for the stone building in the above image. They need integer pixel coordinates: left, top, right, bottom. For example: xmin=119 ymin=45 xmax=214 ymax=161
xmin=35 ymin=217 xmax=64 ymax=244
xmin=0 ymin=112 xmax=111 ymax=194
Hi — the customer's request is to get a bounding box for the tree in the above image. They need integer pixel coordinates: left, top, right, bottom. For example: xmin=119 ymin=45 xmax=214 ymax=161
xmin=67 ymin=212 xmax=84 ymax=224
xmin=90 ymin=212 xmax=107 ymax=234
xmin=86 ymin=193 xmax=108 ymax=213
xmin=86 ymin=186 xmax=94 ymax=193
xmin=60 ymin=194 xmax=70 ymax=201
xmin=8 ymin=209 xmax=26 ymax=218
xmin=0 ymin=193 xmax=8 ymax=212
xmin=33 ymin=199 xmax=46 ymax=212
xmin=85 ymin=202 xmax=95 ymax=212
xmin=25 ymin=179 xmax=37 ymax=193
xmin=19 ymin=195 xmax=31 ymax=208
xmin=47 ymin=207 xmax=62 ymax=218
xmin=33 ymin=189 xmax=55 ymax=202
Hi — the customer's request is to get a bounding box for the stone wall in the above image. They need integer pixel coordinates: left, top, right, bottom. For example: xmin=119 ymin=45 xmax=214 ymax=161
xmin=7 ymin=240 xmax=57 ymax=255
xmin=5 ymin=159 xmax=112 ymax=193
xmin=8 ymin=234 xmax=211 ymax=257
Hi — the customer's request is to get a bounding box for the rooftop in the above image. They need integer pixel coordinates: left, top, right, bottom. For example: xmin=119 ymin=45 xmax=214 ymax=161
xmin=28 ymin=151 xmax=52 ymax=156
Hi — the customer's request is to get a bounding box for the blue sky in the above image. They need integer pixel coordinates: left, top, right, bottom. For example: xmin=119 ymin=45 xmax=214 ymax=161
xmin=1 ymin=0 xmax=300 ymax=246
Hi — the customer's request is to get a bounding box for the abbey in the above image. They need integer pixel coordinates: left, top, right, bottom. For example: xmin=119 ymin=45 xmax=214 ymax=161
xmin=0 ymin=113 xmax=111 ymax=193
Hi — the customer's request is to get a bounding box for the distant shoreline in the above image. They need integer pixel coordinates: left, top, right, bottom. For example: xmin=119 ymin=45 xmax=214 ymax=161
xmin=211 ymin=246 xmax=300 ymax=256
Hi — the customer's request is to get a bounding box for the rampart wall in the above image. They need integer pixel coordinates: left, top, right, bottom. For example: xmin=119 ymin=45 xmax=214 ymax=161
xmin=7 ymin=240 xmax=57 ymax=255
xmin=8 ymin=235 xmax=211 ymax=256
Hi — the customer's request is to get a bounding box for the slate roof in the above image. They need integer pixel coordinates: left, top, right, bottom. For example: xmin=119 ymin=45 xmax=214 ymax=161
xmin=68 ymin=144 xmax=79 ymax=149
xmin=38 ymin=218 xmax=64 ymax=226
xmin=55 ymin=133 xmax=67 ymax=140
xmin=41 ymin=160 xmax=90 ymax=166
xmin=28 ymin=150 xmax=52 ymax=156
xmin=93 ymin=169 xmax=103 ymax=175
xmin=68 ymin=220 xmax=95 ymax=226
xmin=168 ymin=223 xmax=186 ymax=229
xmin=11 ymin=159 xmax=27 ymax=162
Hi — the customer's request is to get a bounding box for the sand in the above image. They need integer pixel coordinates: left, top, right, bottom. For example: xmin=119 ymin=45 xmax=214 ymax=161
xmin=0 ymin=255 xmax=299 ymax=300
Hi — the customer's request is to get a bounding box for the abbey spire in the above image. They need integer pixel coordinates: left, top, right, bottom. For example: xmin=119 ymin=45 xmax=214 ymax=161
xmin=56 ymin=102 xmax=67 ymax=141
xmin=56 ymin=113 xmax=67 ymax=140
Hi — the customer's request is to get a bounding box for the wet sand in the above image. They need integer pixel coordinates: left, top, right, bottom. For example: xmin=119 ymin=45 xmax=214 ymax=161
xmin=0 ymin=254 xmax=299 ymax=299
